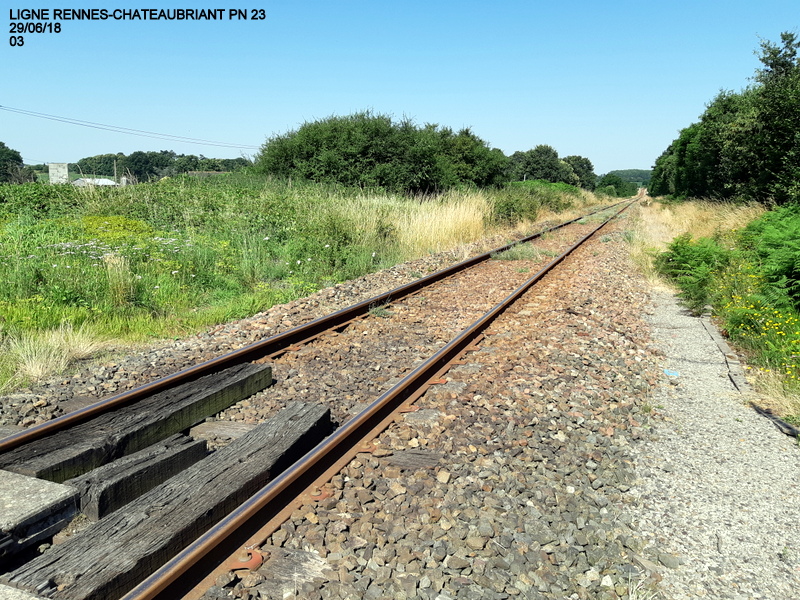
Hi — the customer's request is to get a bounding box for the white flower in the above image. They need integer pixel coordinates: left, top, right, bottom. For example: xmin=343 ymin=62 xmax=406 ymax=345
xmin=371 ymin=252 xmax=376 ymax=257
xmin=52 ymin=264 xmax=57 ymax=268
xmin=324 ymin=244 xmax=330 ymax=248
xmin=171 ymin=270 xmax=179 ymax=274
xmin=297 ymin=260 xmax=301 ymax=265
xmin=154 ymin=285 xmax=160 ymax=289
xmin=306 ymin=258 xmax=311 ymax=261
xmin=263 ymin=236 xmax=270 ymax=241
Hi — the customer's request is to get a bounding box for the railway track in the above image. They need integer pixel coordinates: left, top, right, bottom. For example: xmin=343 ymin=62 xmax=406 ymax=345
xmin=0 ymin=200 xmax=640 ymax=600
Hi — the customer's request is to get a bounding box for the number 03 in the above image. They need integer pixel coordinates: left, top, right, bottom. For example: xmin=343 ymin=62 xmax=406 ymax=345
xmin=9 ymin=35 xmax=24 ymax=46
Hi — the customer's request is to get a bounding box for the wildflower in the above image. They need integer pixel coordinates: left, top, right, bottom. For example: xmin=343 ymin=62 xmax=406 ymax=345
xmin=297 ymin=260 xmax=302 ymax=265
xmin=307 ymin=258 xmax=311 ymax=262
xmin=263 ymin=236 xmax=270 ymax=241
xmin=171 ymin=270 xmax=179 ymax=275
xmin=325 ymin=244 xmax=330 ymax=248
xmin=154 ymin=286 xmax=160 ymax=289
xmin=372 ymin=252 xmax=376 ymax=258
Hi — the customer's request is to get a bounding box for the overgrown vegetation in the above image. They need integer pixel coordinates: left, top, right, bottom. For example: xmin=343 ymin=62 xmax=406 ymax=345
xmin=494 ymin=180 xmax=582 ymax=225
xmin=646 ymin=202 xmax=800 ymax=422
xmin=649 ymin=32 xmax=800 ymax=203
xmin=0 ymin=173 xmax=598 ymax=389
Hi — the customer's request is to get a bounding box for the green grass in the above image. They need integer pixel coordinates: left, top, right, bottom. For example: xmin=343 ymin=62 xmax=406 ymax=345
xmin=491 ymin=243 xmax=541 ymax=261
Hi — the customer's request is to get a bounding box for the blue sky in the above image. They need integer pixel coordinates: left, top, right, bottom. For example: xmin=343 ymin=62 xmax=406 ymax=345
xmin=2 ymin=1 xmax=798 ymax=174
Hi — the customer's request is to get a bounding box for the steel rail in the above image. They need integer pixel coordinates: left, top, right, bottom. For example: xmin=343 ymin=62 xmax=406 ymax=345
xmin=122 ymin=201 xmax=633 ymax=600
xmin=0 ymin=201 xmax=626 ymax=455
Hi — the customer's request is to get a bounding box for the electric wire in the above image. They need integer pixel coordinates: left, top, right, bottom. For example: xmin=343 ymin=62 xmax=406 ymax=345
xmin=0 ymin=105 xmax=260 ymax=150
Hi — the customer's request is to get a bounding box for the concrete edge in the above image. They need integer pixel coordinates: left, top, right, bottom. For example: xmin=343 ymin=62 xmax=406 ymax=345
xmin=701 ymin=315 xmax=800 ymax=439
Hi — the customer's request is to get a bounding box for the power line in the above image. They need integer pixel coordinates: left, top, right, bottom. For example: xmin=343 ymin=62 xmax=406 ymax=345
xmin=0 ymin=104 xmax=261 ymax=150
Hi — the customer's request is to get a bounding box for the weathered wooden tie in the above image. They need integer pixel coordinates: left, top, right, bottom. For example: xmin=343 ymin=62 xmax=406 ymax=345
xmin=0 ymin=363 xmax=272 ymax=483
xmin=1 ymin=401 xmax=333 ymax=600
xmin=63 ymin=434 xmax=207 ymax=521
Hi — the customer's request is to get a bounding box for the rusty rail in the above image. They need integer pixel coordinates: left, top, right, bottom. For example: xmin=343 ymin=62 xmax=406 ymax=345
xmin=121 ymin=201 xmax=633 ymax=600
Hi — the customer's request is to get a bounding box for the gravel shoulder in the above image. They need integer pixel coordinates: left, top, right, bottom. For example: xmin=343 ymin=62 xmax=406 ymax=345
xmin=630 ymin=290 xmax=800 ymax=599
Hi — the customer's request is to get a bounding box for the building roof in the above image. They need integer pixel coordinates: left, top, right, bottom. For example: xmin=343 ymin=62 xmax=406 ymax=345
xmin=72 ymin=178 xmax=118 ymax=187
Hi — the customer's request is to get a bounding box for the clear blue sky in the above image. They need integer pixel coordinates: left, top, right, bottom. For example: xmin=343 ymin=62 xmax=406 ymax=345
xmin=2 ymin=1 xmax=798 ymax=175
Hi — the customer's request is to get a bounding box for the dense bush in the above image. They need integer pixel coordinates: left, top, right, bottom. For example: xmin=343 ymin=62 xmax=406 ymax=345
xmin=737 ymin=204 xmax=800 ymax=310
xmin=255 ymin=111 xmax=508 ymax=194
xmin=596 ymin=173 xmax=638 ymax=198
xmin=493 ymin=180 xmax=581 ymax=225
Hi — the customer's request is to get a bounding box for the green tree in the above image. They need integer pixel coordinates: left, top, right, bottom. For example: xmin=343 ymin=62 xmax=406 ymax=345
xmin=0 ymin=141 xmax=24 ymax=183
xmin=120 ymin=150 xmax=175 ymax=181
xmin=563 ymin=155 xmax=597 ymax=190
xmin=198 ymin=157 xmax=223 ymax=171
xmin=650 ymin=32 xmax=800 ymax=203
xmin=509 ymin=145 xmax=559 ymax=181
xmin=76 ymin=153 xmax=126 ymax=177
xmin=256 ymin=111 xmax=506 ymax=194
xmin=173 ymin=154 xmax=200 ymax=173
xmin=750 ymin=32 xmax=800 ymax=202
xmin=596 ymin=173 xmax=637 ymax=197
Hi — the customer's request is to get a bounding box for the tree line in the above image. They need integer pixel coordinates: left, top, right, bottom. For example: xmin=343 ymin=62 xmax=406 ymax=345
xmin=2 ymin=112 xmax=648 ymax=196
xmin=70 ymin=151 xmax=251 ymax=182
xmin=0 ymin=149 xmax=251 ymax=184
xmin=649 ymin=32 xmax=800 ymax=203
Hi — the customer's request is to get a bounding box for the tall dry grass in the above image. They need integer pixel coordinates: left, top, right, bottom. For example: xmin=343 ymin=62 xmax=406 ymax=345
xmin=1 ymin=323 xmax=112 ymax=390
xmin=626 ymin=199 xmax=765 ymax=283
xmin=392 ymin=191 xmax=492 ymax=257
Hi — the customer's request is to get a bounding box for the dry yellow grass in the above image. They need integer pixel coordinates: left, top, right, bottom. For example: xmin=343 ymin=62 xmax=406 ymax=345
xmin=339 ymin=188 xmax=607 ymax=261
xmin=626 ymin=198 xmax=765 ymax=285
xmin=746 ymin=370 xmax=800 ymax=421
xmin=392 ymin=191 xmax=491 ymax=257
xmin=636 ymin=198 xmax=765 ymax=248
xmin=1 ymin=323 xmax=112 ymax=388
